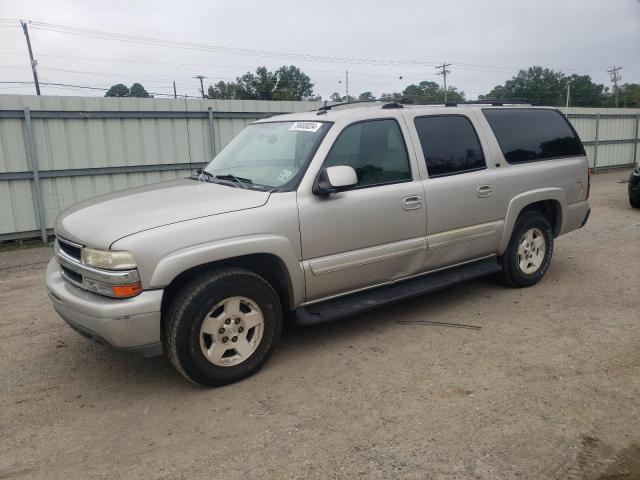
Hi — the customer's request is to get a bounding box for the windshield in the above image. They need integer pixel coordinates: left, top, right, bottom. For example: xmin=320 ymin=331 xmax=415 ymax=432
xmin=204 ymin=121 xmax=331 ymax=189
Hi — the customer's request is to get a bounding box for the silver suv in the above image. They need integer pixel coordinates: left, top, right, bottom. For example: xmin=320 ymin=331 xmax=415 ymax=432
xmin=45 ymin=101 xmax=591 ymax=386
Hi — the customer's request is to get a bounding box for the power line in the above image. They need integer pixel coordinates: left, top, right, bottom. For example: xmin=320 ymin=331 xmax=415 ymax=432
xmin=0 ymin=80 xmax=201 ymax=98
xmin=26 ymin=20 xmax=445 ymax=67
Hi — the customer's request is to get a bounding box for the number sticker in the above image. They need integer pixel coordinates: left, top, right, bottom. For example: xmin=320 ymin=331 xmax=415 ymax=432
xmin=288 ymin=122 xmax=323 ymax=133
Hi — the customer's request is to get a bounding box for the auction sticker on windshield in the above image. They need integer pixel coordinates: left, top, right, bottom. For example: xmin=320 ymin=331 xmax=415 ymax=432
xmin=288 ymin=122 xmax=323 ymax=133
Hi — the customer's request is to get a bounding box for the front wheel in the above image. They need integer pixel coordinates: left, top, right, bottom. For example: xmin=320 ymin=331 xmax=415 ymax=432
xmin=163 ymin=268 xmax=283 ymax=386
xmin=499 ymin=211 xmax=554 ymax=288
xmin=630 ymin=197 xmax=640 ymax=209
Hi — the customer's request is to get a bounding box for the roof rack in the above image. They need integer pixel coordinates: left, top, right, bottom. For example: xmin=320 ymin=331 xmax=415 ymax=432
xmin=317 ymin=99 xmax=378 ymax=112
xmin=316 ymin=98 xmax=414 ymax=114
xmin=444 ymin=98 xmax=533 ymax=107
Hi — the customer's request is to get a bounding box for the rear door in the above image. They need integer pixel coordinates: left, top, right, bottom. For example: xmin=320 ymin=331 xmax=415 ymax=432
xmin=403 ymin=111 xmax=506 ymax=270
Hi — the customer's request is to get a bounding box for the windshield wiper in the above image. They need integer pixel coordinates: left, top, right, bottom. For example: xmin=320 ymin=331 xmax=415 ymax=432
xmin=194 ymin=168 xmax=216 ymax=182
xmin=194 ymin=169 xmax=260 ymax=190
xmin=214 ymin=174 xmax=252 ymax=189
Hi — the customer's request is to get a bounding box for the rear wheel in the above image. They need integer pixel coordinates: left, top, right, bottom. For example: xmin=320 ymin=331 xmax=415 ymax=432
xmin=164 ymin=268 xmax=283 ymax=386
xmin=499 ymin=211 xmax=554 ymax=288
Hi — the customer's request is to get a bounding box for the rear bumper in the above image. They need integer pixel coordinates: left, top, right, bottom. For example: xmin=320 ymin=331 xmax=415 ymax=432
xmin=579 ymin=208 xmax=591 ymax=228
xmin=45 ymin=259 xmax=163 ymax=356
xmin=562 ymin=200 xmax=590 ymax=234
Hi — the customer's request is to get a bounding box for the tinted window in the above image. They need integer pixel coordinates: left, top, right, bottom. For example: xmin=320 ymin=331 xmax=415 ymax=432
xmin=483 ymin=108 xmax=584 ymax=163
xmin=414 ymin=115 xmax=486 ymax=177
xmin=324 ymin=119 xmax=411 ymax=187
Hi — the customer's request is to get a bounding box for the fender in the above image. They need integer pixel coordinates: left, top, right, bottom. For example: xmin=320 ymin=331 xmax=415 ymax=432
xmin=149 ymin=234 xmax=305 ymax=307
xmin=498 ymin=188 xmax=565 ymax=254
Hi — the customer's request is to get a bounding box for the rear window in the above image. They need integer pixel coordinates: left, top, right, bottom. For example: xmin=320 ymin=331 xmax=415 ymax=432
xmin=483 ymin=108 xmax=584 ymax=163
xmin=414 ymin=115 xmax=486 ymax=177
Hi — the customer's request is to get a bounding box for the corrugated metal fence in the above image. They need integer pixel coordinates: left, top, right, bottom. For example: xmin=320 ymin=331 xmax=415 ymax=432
xmin=0 ymin=95 xmax=638 ymax=241
xmin=0 ymin=95 xmax=320 ymax=241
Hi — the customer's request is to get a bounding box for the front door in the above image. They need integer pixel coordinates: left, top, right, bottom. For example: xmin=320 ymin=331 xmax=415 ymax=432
xmin=297 ymin=118 xmax=427 ymax=302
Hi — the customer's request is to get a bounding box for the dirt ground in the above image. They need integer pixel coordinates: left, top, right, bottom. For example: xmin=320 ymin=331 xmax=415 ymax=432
xmin=1 ymin=168 xmax=639 ymax=480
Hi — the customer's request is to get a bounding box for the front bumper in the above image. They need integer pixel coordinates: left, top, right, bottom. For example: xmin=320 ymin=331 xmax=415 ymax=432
xmin=45 ymin=259 xmax=163 ymax=356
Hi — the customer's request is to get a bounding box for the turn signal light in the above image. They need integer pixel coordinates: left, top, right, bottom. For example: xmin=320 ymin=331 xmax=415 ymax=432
xmin=112 ymin=283 xmax=142 ymax=298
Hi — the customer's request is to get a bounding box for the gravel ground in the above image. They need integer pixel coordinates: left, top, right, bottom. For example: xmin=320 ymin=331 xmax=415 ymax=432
xmin=1 ymin=168 xmax=639 ymax=480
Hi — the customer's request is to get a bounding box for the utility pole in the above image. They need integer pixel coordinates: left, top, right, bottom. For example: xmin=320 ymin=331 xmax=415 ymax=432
xmin=20 ymin=20 xmax=40 ymax=96
xmin=173 ymin=81 xmax=177 ymax=99
xmin=194 ymin=75 xmax=206 ymax=99
xmin=607 ymin=66 xmax=623 ymax=107
xmin=435 ymin=62 xmax=452 ymax=103
xmin=566 ymin=81 xmax=571 ymax=108
xmin=345 ymin=70 xmax=349 ymax=101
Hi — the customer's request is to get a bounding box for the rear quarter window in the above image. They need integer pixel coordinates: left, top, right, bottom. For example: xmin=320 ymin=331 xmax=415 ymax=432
xmin=482 ymin=108 xmax=584 ymax=163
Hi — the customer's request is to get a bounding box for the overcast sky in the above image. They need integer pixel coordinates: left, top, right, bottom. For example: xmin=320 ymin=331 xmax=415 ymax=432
xmin=1 ymin=0 xmax=639 ymax=100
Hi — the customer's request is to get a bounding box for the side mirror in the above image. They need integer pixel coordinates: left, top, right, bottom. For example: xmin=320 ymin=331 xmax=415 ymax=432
xmin=313 ymin=166 xmax=358 ymax=196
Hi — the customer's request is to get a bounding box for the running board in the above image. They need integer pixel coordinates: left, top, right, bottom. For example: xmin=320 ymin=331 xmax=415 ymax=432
xmin=293 ymin=257 xmax=502 ymax=326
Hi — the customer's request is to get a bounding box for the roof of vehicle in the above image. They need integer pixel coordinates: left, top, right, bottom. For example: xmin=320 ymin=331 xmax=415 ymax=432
xmin=254 ymin=101 xmax=558 ymax=125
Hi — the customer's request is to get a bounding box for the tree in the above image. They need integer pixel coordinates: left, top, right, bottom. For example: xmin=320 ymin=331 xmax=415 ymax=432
xmin=481 ymin=66 xmax=564 ymax=105
xmin=379 ymin=92 xmax=402 ymax=101
xmin=563 ymin=74 xmax=607 ymax=107
xmin=329 ymin=92 xmax=343 ymax=103
xmin=206 ymin=65 xmax=315 ymax=101
xmin=129 ymin=83 xmax=151 ymax=98
xmin=358 ymin=91 xmax=375 ymax=101
xmin=401 ymin=81 xmax=465 ymax=103
xmin=208 ymin=81 xmax=241 ymax=99
xmin=105 ymin=84 xmax=129 ymax=97
xmin=620 ymin=83 xmax=640 ymax=107
xmin=273 ymin=65 xmax=314 ymax=100
xmin=480 ymin=67 xmax=614 ymax=107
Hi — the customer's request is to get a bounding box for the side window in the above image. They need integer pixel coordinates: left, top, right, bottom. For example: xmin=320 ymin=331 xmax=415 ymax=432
xmin=482 ymin=108 xmax=584 ymax=163
xmin=324 ymin=119 xmax=412 ymax=187
xmin=414 ymin=115 xmax=486 ymax=177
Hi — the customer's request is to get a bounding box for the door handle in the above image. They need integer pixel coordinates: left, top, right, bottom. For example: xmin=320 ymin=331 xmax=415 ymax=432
xmin=476 ymin=185 xmax=493 ymax=198
xmin=402 ymin=195 xmax=423 ymax=211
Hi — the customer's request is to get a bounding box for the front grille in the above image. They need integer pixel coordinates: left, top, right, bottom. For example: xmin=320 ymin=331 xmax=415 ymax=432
xmin=57 ymin=238 xmax=82 ymax=261
xmin=61 ymin=265 xmax=83 ymax=285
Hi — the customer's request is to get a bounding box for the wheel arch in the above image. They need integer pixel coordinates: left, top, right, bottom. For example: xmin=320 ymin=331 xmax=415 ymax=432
xmin=152 ymin=235 xmax=304 ymax=318
xmin=160 ymin=253 xmax=297 ymax=318
xmin=498 ymin=189 xmax=564 ymax=254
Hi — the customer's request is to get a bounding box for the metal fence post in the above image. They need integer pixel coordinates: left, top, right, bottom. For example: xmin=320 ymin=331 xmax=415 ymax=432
xmin=633 ymin=114 xmax=639 ymax=165
xmin=207 ymin=107 xmax=216 ymax=159
xmin=593 ymin=113 xmax=600 ymax=170
xmin=23 ymin=107 xmax=48 ymax=243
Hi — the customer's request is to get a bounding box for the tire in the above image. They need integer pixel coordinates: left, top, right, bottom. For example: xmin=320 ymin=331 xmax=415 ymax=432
xmin=163 ymin=267 xmax=283 ymax=387
xmin=630 ymin=197 xmax=640 ymax=209
xmin=499 ymin=211 xmax=554 ymax=288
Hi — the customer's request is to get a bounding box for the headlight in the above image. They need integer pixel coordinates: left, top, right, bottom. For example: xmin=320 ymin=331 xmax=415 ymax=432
xmin=81 ymin=248 xmax=137 ymax=270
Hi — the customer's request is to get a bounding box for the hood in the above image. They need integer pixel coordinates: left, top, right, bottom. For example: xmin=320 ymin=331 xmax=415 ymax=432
xmin=56 ymin=179 xmax=270 ymax=249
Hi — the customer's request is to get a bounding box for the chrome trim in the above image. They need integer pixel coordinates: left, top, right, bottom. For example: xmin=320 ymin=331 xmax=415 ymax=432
xmin=60 ymin=266 xmax=84 ymax=288
xmin=308 ymin=237 xmax=427 ymax=276
xmin=301 ymin=254 xmax=498 ymax=307
xmin=57 ymin=236 xmax=83 ymax=249
xmin=427 ymin=220 xmax=501 ymax=250
xmin=54 ymin=240 xmax=140 ymax=285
